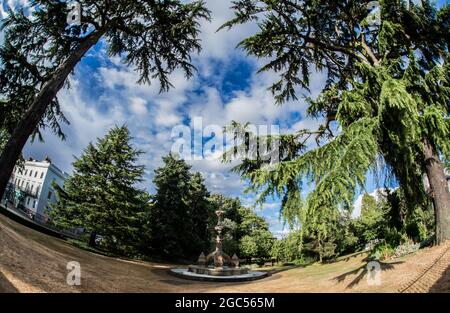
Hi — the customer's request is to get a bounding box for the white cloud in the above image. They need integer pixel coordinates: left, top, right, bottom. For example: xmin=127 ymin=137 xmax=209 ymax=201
xmin=18 ymin=0 xmax=332 ymax=235
xmin=196 ymin=0 xmax=259 ymax=62
xmin=129 ymin=97 xmax=148 ymax=115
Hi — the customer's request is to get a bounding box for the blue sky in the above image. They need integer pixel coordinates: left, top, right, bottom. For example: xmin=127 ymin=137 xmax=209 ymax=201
xmin=1 ymin=0 xmax=447 ymax=237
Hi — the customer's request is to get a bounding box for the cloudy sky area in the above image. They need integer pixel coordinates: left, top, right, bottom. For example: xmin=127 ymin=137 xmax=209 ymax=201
xmin=2 ymin=0 xmax=446 ymax=237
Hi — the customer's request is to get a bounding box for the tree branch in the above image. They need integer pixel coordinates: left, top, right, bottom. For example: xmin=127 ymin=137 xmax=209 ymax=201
xmin=361 ymin=35 xmax=380 ymax=66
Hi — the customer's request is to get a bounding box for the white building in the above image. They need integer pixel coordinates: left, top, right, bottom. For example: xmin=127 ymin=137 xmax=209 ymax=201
xmin=4 ymin=157 xmax=68 ymax=219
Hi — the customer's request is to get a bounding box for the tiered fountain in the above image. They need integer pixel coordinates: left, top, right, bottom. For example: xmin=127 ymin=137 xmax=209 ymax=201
xmin=170 ymin=207 xmax=269 ymax=282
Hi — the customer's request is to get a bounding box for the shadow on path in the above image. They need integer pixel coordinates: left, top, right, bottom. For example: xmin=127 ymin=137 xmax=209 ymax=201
xmin=266 ymin=265 xmax=307 ymax=275
xmin=0 ymin=271 xmax=18 ymax=293
xmin=429 ymin=264 xmax=450 ymax=293
xmin=333 ymin=260 xmax=403 ymax=289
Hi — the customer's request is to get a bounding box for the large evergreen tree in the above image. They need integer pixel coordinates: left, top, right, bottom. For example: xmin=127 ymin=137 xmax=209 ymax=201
xmin=148 ymin=154 xmax=211 ymax=259
xmin=222 ymin=0 xmax=450 ymax=243
xmin=0 ymin=0 xmax=210 ymax=200
xmin=50 ymin=125 xmax=149 ymax=255
xmin=187 ymin=172 xmax=213 ymax=253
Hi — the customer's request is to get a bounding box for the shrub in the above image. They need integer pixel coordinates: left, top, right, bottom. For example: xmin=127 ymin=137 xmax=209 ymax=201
xmin=392 ymin=241 xmax=420 ymax=259
xmin=370 ymin=242 xmax=395 ymax=261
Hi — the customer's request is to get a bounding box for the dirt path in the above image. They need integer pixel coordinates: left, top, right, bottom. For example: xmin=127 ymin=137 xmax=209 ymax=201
xmin=399 ymin=241 xmax=450 ymax=293
xmin=1 ymin=214 xmax=449 ymax=293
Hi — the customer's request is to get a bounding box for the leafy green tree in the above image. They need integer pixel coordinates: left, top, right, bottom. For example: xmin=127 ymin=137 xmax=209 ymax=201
xmin=354 ymin=193 xmax=385 ymax=244
xmin=271 ymin=231 xmax=303 ymax=263
xmin=380 ymin=188 xmax=435 ymax=243
xmin=270 ymin=239 xmax=285 ymax=263
xmin=148 ymin=154 xmax=211 ymax=259
xmin=50 ymin=126 xmax=149 ymax=255
xmin=239 ymin=235 xmax=258 ymax=262
xmin=334 ymin=210 xmax=359 ymax=254
xmin=0 ymin=0 xmax=210 ymax=201
xmin=238 ymin=209 xmax=274 ymax=260
xmin=222 ymin=0 xmax=450 ymax=243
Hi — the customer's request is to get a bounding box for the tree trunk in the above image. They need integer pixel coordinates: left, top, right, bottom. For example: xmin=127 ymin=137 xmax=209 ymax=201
xmin=423 ymin=139 xmax=450 ymax=244
xmin=0 ymin=30 xmax=104 ymax=199
xmin=89 ymin=232 xmax=97 ymax=248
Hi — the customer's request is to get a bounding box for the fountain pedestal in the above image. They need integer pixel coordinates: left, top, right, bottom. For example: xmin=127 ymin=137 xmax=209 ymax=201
xmin=169 ymin=206 xmax=268 ymax=282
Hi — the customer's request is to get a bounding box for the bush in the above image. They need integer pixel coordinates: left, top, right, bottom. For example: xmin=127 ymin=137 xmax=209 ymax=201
xmin=370 ymin=239 xmax=421 ymax=261
xmin=392 ymin=241 xmax=420 ymax=259
xmin=370 ymin=242 xmax=395 ymax=261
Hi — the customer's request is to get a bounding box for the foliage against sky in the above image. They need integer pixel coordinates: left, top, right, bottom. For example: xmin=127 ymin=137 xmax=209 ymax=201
xmin=1 ymin=0 xmax=448 ymax=237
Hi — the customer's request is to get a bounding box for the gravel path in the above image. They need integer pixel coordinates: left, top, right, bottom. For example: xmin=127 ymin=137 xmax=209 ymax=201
xmin=399 ymin=241 xmax=450 ymax=293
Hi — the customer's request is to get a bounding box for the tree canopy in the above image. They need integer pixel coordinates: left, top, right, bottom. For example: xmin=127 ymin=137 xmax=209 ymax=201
xmin=148 ymin=154 xmax=211 ymax=259
xmin=222 ymin=0 xmax=450 ymax=243
xmin=50 ymin=125 xmax=150 ymax=255
xmin=0 ymin=0 xmax=210 ymax=202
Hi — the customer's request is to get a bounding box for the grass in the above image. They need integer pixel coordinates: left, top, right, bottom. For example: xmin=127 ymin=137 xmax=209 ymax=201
xmin=66 ymin=239 xmax=118 ymax=258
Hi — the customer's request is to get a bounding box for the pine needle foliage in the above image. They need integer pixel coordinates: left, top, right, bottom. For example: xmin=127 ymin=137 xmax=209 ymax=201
xmin=0 ymin=0 xmax=210 ymax=141
xmin=222 ymin=0 xmax=449 ymax=242
xmin=50 ymin=125 xmax=150 ymax=256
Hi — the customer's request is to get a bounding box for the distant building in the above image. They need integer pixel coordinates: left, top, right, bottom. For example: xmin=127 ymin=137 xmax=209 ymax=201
xmin=2 ymin=157 xmax=68 ymax=220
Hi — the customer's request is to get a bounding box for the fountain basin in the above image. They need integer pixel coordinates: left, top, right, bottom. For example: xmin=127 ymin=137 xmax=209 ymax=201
xmin=188 ymin=265 xmax=249 ymax=276
xmin=169 ymin=268 xmax=269 ymax=282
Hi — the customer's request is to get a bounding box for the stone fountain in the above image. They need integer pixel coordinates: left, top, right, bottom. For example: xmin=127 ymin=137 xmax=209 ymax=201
xmin=169 ymin=205 xmax=269 ymax=282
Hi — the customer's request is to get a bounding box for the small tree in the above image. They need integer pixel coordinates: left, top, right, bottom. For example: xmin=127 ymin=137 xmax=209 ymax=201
xmin=50 ymin=125 xmax=149 ymax=256
xmin=239 ymin=235 xmax=258 ymax=263
xmin=354 ymin=193 xmax=385 ymax=244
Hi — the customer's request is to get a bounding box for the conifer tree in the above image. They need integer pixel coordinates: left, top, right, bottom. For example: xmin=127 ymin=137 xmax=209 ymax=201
xmin=0 ymin=0 xmax=210 ymax=200
xmin=50 ymin=126 xmax=150 ymax=255
xmin=148 ymin=154 xmax=211 ymax=259
xmin=187 ymin=172 xmax=213 ymax=253
xmin=222 ymin=0 xmax=450 ymax=243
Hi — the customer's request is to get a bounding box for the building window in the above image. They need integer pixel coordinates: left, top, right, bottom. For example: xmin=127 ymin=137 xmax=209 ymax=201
xmin=24 ymin=169 xmax=28 ymax=175
xmin=47 ymin=191 xmax=53 ymax=200
xmin=29 ymin=170 xmax=33 ymax=177
xmin=27 ymin=198 xmax=31 ymax=205
xmin=33 ymin=201 xmax=37 ymax=209
xmin=40 ymin=172 xmax=44 ymax=179
xmin=35 ymin=171 xmax=38 ymax=178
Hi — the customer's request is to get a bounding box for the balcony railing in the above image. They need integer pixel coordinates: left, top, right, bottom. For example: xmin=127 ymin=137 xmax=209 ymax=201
xmin=17 ymin=186 xmax=39 ymax=198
